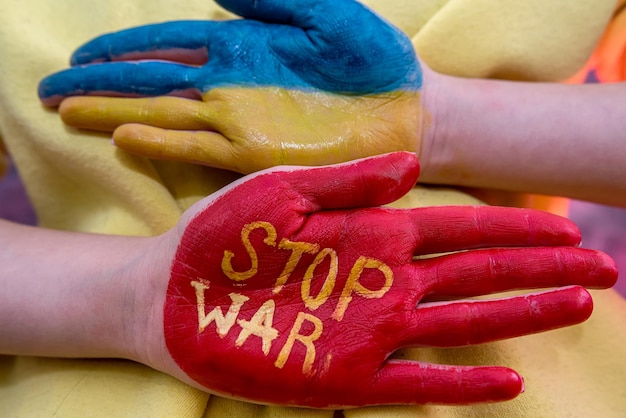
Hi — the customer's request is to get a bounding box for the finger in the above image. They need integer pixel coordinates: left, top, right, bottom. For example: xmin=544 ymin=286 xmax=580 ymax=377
xmin=330 ymin=206 xmax=582 ymax=260
xmin=409 ymin=206 xmax=582 ymax=255
xmin=70 ymin=21 xmax=216 ymax=65
xmin=404 ymin=286 xmax=593 ymax=348
xmin=38 ymin=62 xmax=200 ymax=107
xmin=298 ymin=208 xmax=585 ymax=270
xmin=272 ymin=152 xmax=421 ymax=210
xmin=112 ymin=124 xmax=238 ymax=171
xmin=212 ymin=152 xmax=420 ymax=210
xmin=59 ymin=96 xmax=211 ymax=132
xmin=418 ymin=247 xmax=617 ymax=298
xmin=368 ymin=361 xmax=522 ymax=405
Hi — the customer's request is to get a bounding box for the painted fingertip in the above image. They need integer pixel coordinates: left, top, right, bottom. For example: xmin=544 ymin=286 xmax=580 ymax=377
xmin=376 ymin=151 xmax=421 ymax=188
xmin=520 ymin=209 xmax=581 ymax=247
xmin=565 ymin=219 xmax=583 ymax=247
xmin=495 ymin=368 xmax=524 ymax=401
xmin=567 ymin=286 xmax=594 ymax=323
xmin=463 ymin=367 xmax=524 ymax=403
xmin=365 ymin=151 xmax=421 ymax=205
xmin=590 ymin=251 xmax=619 ymax=288
xmin=37 ymin=80 xmax=63 ymax=107
xmin=546 ymin=214 xmax=581 ymax=247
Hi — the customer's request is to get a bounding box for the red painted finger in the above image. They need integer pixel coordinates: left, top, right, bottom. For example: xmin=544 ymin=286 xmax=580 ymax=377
xmin=417 ymin=247 xmax=617 ymax=299
xmin=181 ymin=151 xmax=420 ymax=230
xmin=273 ymin=151 xmax=420 ymax=210
xmin=406 ymin=206 xmax=582 ymax=255
xmin=368 ymin=361 xmax=523 ymax=405
xmin=298 ymin=207 xmax=584 ymax=268
xmin=403 ymin=286 xmax=593 ymax=348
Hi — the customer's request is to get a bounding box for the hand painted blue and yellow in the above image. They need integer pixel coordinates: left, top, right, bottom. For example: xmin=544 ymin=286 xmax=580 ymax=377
xmin=38 ymin=0 xmax=424 ymax=173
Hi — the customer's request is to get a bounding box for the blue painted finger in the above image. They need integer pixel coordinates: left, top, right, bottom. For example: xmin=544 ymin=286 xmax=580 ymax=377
xmin=70 ymin=21 xmax=218 ymax=65
xmin=40 ymin=0 xmax=422 ymax=104
xmin=39 ymin=62 xmax=200 ymax=106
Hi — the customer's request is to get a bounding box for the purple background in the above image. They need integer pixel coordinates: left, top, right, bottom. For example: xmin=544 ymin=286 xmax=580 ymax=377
xmin=1 ymin=160 xmax=624 ymax=297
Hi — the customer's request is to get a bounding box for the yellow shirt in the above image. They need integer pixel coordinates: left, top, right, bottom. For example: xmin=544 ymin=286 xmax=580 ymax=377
xmin=1 ymin=1 xmax=625 ymax=417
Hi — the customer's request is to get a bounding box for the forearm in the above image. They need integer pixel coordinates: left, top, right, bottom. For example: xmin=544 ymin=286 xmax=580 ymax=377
xmin=420 ymin=69 xmax=626 ymax=206
xmin=0 ymin=219 xmax=156 ymax=360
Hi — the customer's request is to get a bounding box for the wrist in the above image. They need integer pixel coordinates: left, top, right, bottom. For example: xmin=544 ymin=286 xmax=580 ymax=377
xmin=416 ymin=63 xmax=451 ymax=183
xmin=126 ymin=230 xmax=177 ymax=368
xmin=417 ymin=69 xmax=493 ymax=187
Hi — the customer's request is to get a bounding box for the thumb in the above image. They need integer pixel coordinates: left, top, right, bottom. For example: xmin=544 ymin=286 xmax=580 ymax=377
xmin=274 ymin=152 xmax=420 ymax=210
xmin=179 ymin=152 xmax=420 ymax=228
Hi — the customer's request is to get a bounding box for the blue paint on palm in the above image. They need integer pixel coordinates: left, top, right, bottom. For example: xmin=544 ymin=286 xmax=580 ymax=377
xmin=38 ymin=0 xmax=421 ymax=103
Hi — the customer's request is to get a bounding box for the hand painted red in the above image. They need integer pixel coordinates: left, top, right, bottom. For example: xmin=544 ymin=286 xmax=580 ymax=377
xmin=164 ymin=152 xmax=616 ymax=408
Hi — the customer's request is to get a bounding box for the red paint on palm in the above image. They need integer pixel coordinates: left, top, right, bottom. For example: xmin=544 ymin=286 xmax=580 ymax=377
xmin=164 ymin=152 xmax=616 ymax=408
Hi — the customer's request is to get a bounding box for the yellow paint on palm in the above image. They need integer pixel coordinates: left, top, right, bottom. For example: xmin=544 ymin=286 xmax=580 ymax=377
xmin=58 ymin=87 xmax=423 ymax=173
xmin=197 ymin=87 xmax=423 ymax=170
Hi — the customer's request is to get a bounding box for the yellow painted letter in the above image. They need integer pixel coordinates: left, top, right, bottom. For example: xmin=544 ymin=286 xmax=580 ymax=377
xmin=301 ymin=248 xmax=338 ymax=310
xmin=236 ymin=300 xmax=279 ymax=356
xmin=222 ymin=221 xmax=277 ymax=282
xmin=191 ymin=281 xmax=249 ymax=336
xmin=274 ymin=239 xmax=320 ymax=293
xmin=275 ymin=312 xmax=323 ymax=376
xmin=332 ymin=257 xmax=393 ymax=321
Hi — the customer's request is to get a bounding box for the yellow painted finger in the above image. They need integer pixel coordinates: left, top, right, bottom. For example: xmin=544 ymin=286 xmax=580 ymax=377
xmin=112 ymin=124 xmax=243 ymax=172
xmin=59 ymin=96 xmax=215 ymax=132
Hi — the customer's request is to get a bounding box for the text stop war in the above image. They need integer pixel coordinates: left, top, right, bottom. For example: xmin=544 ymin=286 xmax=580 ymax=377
xmin=191 ymin=221 xmax=395 ymax=375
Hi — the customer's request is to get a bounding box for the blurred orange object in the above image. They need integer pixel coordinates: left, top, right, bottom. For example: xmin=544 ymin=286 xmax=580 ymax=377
xmin=567 ymin=1 xmax=626 ymax=83
xmin=0 ymin=141 xmax=8 ymax=179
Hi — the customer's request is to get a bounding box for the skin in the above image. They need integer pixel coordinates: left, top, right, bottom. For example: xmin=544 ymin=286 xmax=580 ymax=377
xmin=0 ymin=153 xmax=618 ymax=408
xmin=420 ymin=75 xmax=626 ymax=206
xmin=38 ymin=0 xmax=626 ymax=205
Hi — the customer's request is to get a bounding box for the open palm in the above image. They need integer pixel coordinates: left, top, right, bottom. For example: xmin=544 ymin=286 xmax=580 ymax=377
xmin=139 ymin=153 xmax=617 ymax=407
xmin=38 ymin=0 xmax=423 ymax=173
